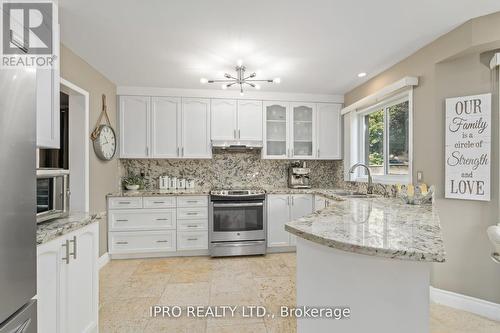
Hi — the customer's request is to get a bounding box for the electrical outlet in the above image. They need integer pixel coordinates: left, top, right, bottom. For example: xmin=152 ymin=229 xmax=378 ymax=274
xmin=417 ymin=171 xmax=424 ymax=183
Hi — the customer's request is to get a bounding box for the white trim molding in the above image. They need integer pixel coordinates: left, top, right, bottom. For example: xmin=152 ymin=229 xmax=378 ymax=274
xmin=117 ymin=86 xmax=344 ymax=104
xmin=97 ymin=252 xmax=110 ymax=270
xmin=430 ymin=286 xmax=500 ymax=322
xmin=489 ymin=53 xmax=500 ymax=69
xmin=341 ymin=76 xmax=418 ymax=115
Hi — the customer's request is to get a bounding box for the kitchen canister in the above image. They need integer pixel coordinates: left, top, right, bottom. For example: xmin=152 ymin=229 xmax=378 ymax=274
xmin=170 ymin=177 xmax=177 ymax=190
xmin=178 ymin=178 xmax=186 ymax=189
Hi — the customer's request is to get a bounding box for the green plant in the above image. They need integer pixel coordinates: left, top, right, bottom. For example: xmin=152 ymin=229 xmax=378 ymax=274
xmin=122 ymin=174 xmax=144 ymax=188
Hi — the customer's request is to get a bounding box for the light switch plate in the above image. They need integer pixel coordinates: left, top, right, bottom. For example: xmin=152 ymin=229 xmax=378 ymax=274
xmin=417 ymin=171 xmax=424 ymax=183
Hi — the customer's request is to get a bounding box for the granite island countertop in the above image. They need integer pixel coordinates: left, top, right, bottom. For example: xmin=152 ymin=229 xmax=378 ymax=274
xmin=284 ymin=192 xmax=446 ymax=263
xmin=37 ymin=212 xmax=102 ymax=245
xmin=107 ymin=189 xmax=210 ymax=197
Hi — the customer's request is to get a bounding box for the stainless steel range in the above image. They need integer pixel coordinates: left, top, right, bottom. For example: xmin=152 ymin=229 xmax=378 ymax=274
xmin=209 ymin=189 xmax=266 ymax=257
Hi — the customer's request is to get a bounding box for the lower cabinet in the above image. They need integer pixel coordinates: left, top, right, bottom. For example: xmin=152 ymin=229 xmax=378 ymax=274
xmin=108 ymin=195 xmax=209 ymax=258
xmin=267 ymin=194 xmax=313 ymax=248
xmin=37 ymin=222 xmax=99 ymax=333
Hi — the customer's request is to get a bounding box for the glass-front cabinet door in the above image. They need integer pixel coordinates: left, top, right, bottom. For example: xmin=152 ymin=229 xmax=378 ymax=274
xmin=290 ymin=103 xmax=315 ymax=159
xmin=264 ymin=102 xmax=290 ymax=159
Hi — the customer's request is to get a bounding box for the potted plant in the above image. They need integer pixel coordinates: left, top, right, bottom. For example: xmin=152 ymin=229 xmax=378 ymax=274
xmin=122 ymin=174 xmax=144 ymax=191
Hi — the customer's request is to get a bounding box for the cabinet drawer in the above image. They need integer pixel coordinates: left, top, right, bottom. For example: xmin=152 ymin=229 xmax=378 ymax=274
xmin=109 ymin=231 xmax=176 ymax=253
xmin=177 ymin=196 xmax=208 ymax=207
xmin=108 ymin=197 xmax=143 ymax=209
xmin=109 ymin=209 xmax=176 ymax=231
xmin=177 ymin=219 xmax=208 ymax=231
xmin=177 ymin=207 xmax=208 ymax=220
xmin=177 ymin=231 xmax=208 ymax=250
xmin=143 ymin=196 xmax=176 ymax=209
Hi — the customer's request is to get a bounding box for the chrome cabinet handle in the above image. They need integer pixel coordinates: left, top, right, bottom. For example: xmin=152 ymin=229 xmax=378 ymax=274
xmin=116 ymin=219 xmax=128 ymax=222
xmin=186 ymin=212 xmax=198 ymax=215
xmin=234 ymin=129 xmax=237 ymax=139
xmin=187 ymin=238 xmax=198 ymax=241
xmin=116 ymin=241 xmax=128 ymax=245
xmin=238 ymin=129 xmax=241 ymax=138
xmin=317 ymin=148 xmax=320 ymax=157
xmin=156 ymin=240 xmax=169 ymax=243
xmin=62 ymin=240 xmax=70 ymax=264
xmin=186 ymin=200 xmax=198 ymax=203
xmin=146 ymin=147 xmax=149 ymax=156
xmin=118 ymin=201 xmax=131 ymax=205
xmin=177 ymin=147 xmax=180 ymax=156
xmin=156 ymin=218 xmax=168 ymax=221
xmin=187 ymin=224 xmax=198 ymax=228
xmin=182 ymin=147 xmax=184 ymax=156
xmin=153 ymin=201 xmax=165 ymax=204
xmin=69 ymin=236 xmax=77 ymax=259
xmin=292 ymin=196 xmax=294 ymax=205
xmin=286 ymin=196 xmax=290 ymax=206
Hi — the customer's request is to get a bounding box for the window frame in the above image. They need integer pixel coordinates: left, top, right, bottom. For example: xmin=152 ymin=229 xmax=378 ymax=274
xmin=353 ymin=89 xmax=413 ymax=184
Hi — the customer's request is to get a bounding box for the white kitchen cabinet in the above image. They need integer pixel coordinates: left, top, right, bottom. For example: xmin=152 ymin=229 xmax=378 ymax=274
xmin=290 ymin=103 xmax=316 ymax=159
xmin=263 ymin=101 xmax=290 ymax=159
xmin=36 ymin=8 xmax=60 ymax=149
xmin=237 ymin=100 xmax=263 ymax=141
xmin=267 ymin=194 xmax=313 ymax=248
xmin=119 ymin=96 xmax=150 ymax=158
xmin=37 ymin=222 xmax=98 ymax=333
xmin=151 ymin=97 xmax=181 ymax=158
xmin=181 ymin=98 xmax=211 ymax=158
xmin=211 ymin=99 xmax=237 ymax=141
xmin=316 ymin=103 xmax=342 ymax=159
xmin=211 ymin=99 xmax=262 ymax=142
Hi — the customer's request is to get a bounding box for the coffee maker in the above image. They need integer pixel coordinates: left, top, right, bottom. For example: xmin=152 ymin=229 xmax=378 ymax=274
xmin=288 ymin=161 xmax=311 ymax=189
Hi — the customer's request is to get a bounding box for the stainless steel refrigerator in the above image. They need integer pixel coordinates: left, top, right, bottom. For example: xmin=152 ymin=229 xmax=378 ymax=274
xmin=0 ymin=69 xmax=37 ymax=332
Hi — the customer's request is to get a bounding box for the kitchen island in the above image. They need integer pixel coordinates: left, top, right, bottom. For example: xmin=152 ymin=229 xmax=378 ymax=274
xmin=285 ymin=194 xmax=445 ymax=333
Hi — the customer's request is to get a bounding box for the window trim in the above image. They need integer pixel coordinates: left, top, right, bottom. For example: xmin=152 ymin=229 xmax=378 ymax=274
xmin=352 ymin=89 xmax=413 ymax=185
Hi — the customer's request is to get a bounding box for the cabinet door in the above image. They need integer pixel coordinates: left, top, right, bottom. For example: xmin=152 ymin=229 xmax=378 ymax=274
xmin=37 ymin=238 xmax=66 ymax=333
xmin=290 ymin=103 xmax=315 ymax=159
xmin=211 ymin=99 xmax=237 ymax=141
xmin=237 ymin=100 xmax=262 ymax=141
xmin=65 ymin=224 xmax=99 ymax=333
xmin=181 ymin=98 xmax=211 ymax=158
xmin=290 ymin=194 xmax=313 ymax=246
xmin=119 ymin=96 xmax=150 ymax=158
xmin=317 ymin=103 xmax=342 ymax=159
xmin=267 ymin=195 xmax=291 ymax=247
xmin=151 ymin=97 xmax=180 ymax=158
xmin=263 ymin=101 xmax=290 ymax=159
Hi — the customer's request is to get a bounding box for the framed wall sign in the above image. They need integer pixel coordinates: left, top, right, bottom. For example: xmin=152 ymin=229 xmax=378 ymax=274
xmin=445 ymin=93 xmax=491 ymax=201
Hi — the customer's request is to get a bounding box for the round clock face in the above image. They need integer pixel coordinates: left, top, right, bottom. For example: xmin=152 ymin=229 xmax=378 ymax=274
xmin=93 ymin=125 xmax=116 ymax=161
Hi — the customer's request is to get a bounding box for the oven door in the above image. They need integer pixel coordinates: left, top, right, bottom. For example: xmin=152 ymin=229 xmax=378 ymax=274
xmin=210 ymin=200 xmax=266 ymax=242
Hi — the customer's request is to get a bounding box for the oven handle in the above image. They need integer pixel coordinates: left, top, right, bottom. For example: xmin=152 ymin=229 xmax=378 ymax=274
xmin=212 ymin=202 xmax=264 ymax=208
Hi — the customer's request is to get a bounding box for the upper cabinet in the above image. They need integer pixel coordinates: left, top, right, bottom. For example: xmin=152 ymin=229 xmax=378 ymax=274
xmin=211 ymin=99 xmax=262 ymax=143
xmin=119 ymin=96 xmax=150 ymax=158
xmin=119 ymin=96 xmax=211 ymax=159
xmin=316 ymin=103 xmax=342 ymax=160
xmin=290 ymin=102 xmax=315 ymax=159
xmin=36 ymin=4 xmax=60 ymax=149
xmin=263 ymin=101 xmax=290 ymax=159
xmin=181 ymin=98 xmax=211 ymax=158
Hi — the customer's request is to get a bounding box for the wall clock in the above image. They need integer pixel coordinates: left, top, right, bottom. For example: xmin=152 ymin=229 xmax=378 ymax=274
xmin=91 ymin=94 xmax=116 ymax=161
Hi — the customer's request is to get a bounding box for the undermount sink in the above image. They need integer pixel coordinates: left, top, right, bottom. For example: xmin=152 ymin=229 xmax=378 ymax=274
xmin=333 ymin=191 xmax=371 ymax=198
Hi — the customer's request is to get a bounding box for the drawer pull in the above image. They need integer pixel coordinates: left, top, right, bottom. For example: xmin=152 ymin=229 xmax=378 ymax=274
xmin=118 ymin=202 xmax=131 ymax=204
xmin=153 ymin=201 xmax=165 ymax=204
xmin=187 ymin=238 xmax=198 ymax=241
xmin=186 ymin=200 xmax=198 ymax=203
xmin=116 ymin=241 xmax=129 ymax=245
xmin=156 ymin=240 xmax=169 ymax=243
xmin=116 ymin=219 xmax=129 ymax=222
xmin=187 ymin=224 xmax=198 ymax=228
xmin=156 ymin=218 xmax=169 ymax=221
xmin=186 ymin=212 xmax=198 ymax=215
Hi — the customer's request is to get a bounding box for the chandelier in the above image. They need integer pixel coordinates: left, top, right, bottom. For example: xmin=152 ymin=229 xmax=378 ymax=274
xmin=200 ymin=60 xmax=280 ymax=96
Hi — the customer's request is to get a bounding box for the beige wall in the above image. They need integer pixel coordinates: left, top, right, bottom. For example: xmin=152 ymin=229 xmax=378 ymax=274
xmin=345 ymin=13 xmax=500 ymax=303
xmin=60 ymin=44 xmax=118 ymax=256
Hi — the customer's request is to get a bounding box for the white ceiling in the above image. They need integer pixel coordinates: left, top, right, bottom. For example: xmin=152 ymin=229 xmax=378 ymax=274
xmin=59 ymin=0 xmax=500 ymax=95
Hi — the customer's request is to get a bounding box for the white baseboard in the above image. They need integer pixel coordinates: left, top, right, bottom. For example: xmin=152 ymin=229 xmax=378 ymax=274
xmin=430 ymin=286 xmax=500 ymax=322
xmin=97 ymin=253 xmax=110 ymax=270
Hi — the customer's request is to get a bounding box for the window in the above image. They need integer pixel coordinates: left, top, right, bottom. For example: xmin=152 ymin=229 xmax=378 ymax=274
xmin=356 ymin=92 xmax=411 ymax=183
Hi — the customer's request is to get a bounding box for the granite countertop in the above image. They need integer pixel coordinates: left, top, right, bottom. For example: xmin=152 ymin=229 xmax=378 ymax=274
xmin=284 ymin=190 xmax=446 ymax=263
xmin=107 ymin=189 xmax=210 ymax=197
xmin=37 ymin=212 xmax=102 ymax=245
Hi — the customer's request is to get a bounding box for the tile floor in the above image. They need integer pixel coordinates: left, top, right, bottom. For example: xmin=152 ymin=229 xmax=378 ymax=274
xmin=100 ymin=253 xmax=500 ymax=333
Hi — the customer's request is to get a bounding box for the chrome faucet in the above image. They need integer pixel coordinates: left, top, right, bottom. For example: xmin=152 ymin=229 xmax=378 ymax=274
xmin=349 ymin=163 xmax=373 ymax=194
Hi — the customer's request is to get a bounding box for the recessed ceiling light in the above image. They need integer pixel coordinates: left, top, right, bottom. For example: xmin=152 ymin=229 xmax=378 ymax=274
xmin=357 ymin=72 xmax=367 ymax=78
xmin=200 ymin=78 xmax=208 ymax=84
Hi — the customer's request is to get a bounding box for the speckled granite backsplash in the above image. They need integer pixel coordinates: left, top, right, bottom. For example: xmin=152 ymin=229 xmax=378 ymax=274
xmin=119 ymin=150 xmax=344 ymax=190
